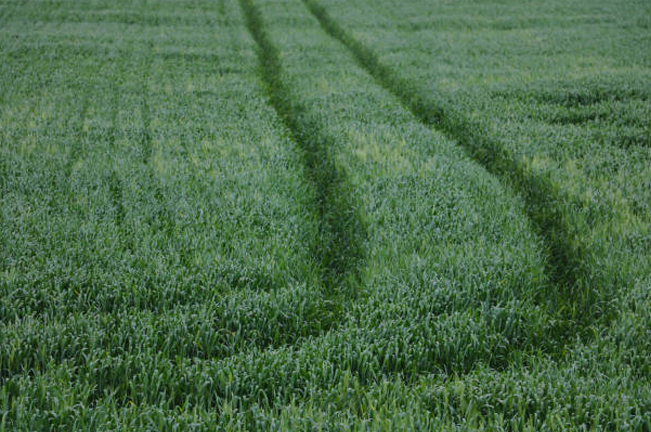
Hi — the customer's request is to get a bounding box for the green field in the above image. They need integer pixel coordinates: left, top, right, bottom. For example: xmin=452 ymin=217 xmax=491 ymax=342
xmin=1 ymin=0 xmax=650 ymax=430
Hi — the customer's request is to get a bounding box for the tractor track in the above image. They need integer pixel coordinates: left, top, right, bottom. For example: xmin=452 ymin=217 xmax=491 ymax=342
xmin=239 ymin=0 xmax=366 ymax=325
xmin=301 ymin=0 xmax=614 ymax=339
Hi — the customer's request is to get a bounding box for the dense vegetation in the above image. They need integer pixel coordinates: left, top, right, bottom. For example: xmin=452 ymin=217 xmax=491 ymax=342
xmin=1 ymin=0 xmax=649 ymax=430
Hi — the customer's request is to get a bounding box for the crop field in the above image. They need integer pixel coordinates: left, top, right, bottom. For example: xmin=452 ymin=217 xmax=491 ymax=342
xmin=0 ymin=0 xmax=650 ymax=430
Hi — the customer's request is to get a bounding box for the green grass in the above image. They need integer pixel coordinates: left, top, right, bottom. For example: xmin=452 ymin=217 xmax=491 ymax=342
xmin=1 ymin=0 xmax=650 ymax=430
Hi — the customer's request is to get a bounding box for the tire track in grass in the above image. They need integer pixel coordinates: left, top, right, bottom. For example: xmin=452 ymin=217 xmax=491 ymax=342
xmin=63 ymin=81 xmax=91 ymax=178
xmin=106 ymin=49 xmax=128 ymax=229
xmin=139 ymin=44 xmax=153 ymax=165
xmin=108 ymin=170 xmax=126 ymax=227
xmin=108 ymin=49 xmax=127 ymax=151
xmin=138 ymin=0 xmax=155 ymax=164
xmin=239 ymin=0 xmax=366 ymax=318
xmin=301 ymin=0 xmax=607 ymax=341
